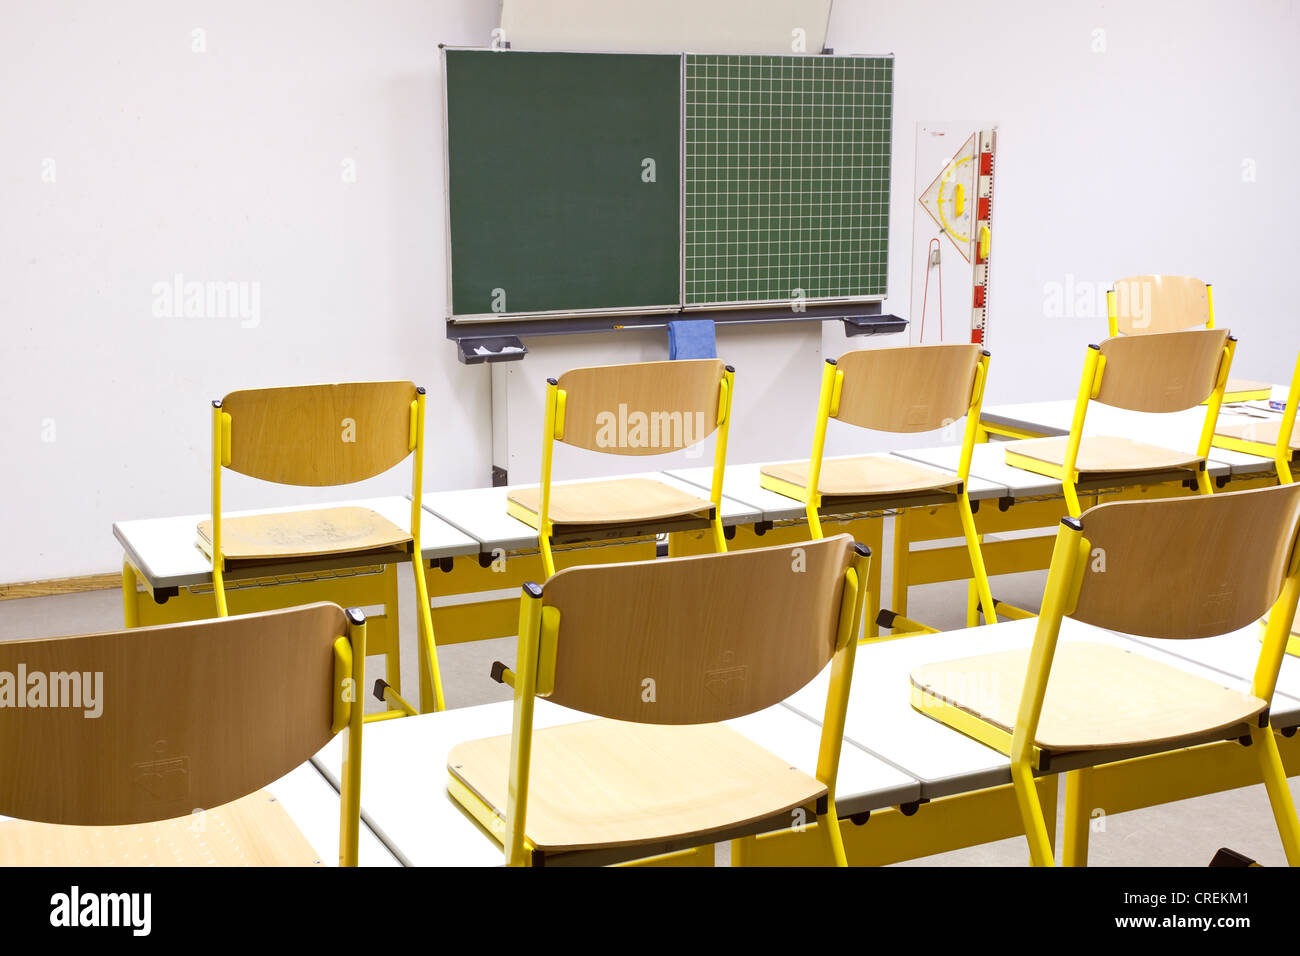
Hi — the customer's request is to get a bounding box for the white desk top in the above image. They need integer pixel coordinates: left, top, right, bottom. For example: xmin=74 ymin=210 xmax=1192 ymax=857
xmin=981 ymin=401 xmax=1273 ymax=477
xmin=782 ymin=617 xmax=1287 ymax=799
xmin=115 ymin=496 xmax=479 ymax=589
xmin=312 ymin=697 xmax=920 ymax=866
xmin=270 ymin=761 xmax=400 ymax=867
xmin=668 ymin=454 xmax=1007 ymax=526
xmin=896 ymin=444 xmax=1062 ymax=500
xmin=422 ymin=472 xmax=760 ymax=554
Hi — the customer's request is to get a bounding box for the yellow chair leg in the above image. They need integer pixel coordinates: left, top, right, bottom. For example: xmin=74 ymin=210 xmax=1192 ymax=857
xmin=212 ymin=565 xmax=229 ymax=616
xmin=1062 ymin=768 xmax=1092 ymax=867
xmin=956 ymin=492 xmax=997 ymax=625
xmin=1252 ymin=722 xmax=1300 ymax=865
xmin=1063 ymin=480 xmax=1083 ymax=519
xmin=1011 ymin=762 xmax=1056 ymax=866
xmin=411 ymin=558 xmax=445 ymax=712
xmin=817 ymin=808 xmax=848 ymax=867
xmin=1195 ymin=468 xmax=1216 ymax=496
xmin=710 ymin=516 xmax=728 ymax=554
xmin=966 ymin=579 xmax=981 ymax=629
xmin=540 ymin=535 xmax=556 ymax=579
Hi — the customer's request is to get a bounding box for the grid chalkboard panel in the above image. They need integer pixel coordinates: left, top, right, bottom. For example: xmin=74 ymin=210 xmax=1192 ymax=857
xmin=684 ymin=54 xmax=893 ymax=307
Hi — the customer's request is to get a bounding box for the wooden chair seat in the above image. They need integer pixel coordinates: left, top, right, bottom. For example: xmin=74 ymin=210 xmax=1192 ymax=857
xmin=760 ymin=454 xmax=962 ymax=503
xmin=0 ymin=790 xmax=322 ymax=866
xmin=197 ymin=506 xmax=411 ymax=561
xmin=1216 ymin=418 xmax=1300 ymax=452
xmin=911 ymin=642 xmax=1265 ymax=757
xmin=448 ymin=719 xmax=825 ymax=857
xmin=1005 ymin=436 xmax=1202 ymax=479
xmin=1222 ymin=378 xmax=1273 ymax=402
xmin=507 ymin=478 xmax=713 ymax=534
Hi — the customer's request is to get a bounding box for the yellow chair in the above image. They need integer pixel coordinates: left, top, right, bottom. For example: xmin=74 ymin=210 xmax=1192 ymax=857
xmin=447 ymin=535 xmax=870 ymax=867
xmin=0 ymin=603 xmax=365 ymax=866
xmin=759 ymin=344 xmax=996 ymax=632
xmin=1109 ymin=274 xmax=1268 ymax=402
xmin=911 ymin=484 xmax=1300 ymax=866
xmin=507 ymin=359 xmax=735 ymax=577
xmin=1214 ymin=349 xmax=1300 ymax=484
xmin=207 ymin=381 xmax=443 ymax=713
xmin=1003 ymin=329 xmax=1235 ymax=516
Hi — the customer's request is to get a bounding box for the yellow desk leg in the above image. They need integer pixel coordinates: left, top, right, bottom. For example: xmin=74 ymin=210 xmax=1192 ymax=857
xmin=122 ymin=561 xmax=140 ymax=628
xmin=1063 ymin=767 xmax=1093 ymax=867
xmin=891 ymin=511 xmax=910 ymax=623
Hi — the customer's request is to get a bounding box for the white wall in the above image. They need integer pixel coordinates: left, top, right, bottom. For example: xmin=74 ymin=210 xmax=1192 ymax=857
xmin=2 ymin=0 xmax=1297 ymax=581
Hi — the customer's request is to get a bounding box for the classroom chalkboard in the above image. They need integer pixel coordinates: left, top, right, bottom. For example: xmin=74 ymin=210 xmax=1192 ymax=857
xmin=443 ymin=49 xmax=894 ymax=323
xmin=444 ymin=49 xmax=681 ymax=318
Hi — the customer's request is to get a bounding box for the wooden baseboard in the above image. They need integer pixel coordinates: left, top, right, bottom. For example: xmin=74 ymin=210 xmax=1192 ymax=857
xmin=0 ymin=572 xmax=120 ymax=602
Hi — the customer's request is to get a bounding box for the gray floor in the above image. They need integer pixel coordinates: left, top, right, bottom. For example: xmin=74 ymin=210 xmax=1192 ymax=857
xmin=5 ymin=522 xmax=1297 ymax=866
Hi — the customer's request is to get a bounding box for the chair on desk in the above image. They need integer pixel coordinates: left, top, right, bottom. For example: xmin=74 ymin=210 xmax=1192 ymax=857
xmin=1108 ymin=274 xmax=1268 ymax=403
xmin=1002 ymin=328 xmax=1235 ymax=516
xmin=206 ymin=381 xmax=443 ymax=713
xmin=758 ymin=344 xmax=998 ymax=634
xmin=447 ymin=536 xmax=870 ymax=867
xmin=911 ymin=485 xmax=1300 ymax=867
xmin=1214 ymin=349 xmax=1300 ymax=484
xmin=507 ymin=359 xmax=734 ymax=578
xmin=0 ymin=603 xmax=365 ymax=866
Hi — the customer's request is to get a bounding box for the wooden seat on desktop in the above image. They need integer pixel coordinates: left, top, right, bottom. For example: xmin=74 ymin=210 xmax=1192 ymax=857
xmin=197 ymin=505 xmax=411 ymax=562
xmin=1005 ymin=436 xmax=1203 ymax=480
xmin=761 ymin=454 xmax=962 ymax=507
xmin=523 ymin=358 xmax=735 ymax=576
xmin=1109 ymin=274 xmax=1268 ymax=403
xmin=912 ymin=643 xmax=1264 ymax=758
xmin=506 ymin=477 xmax=713 ymax=542
xmin=450 ymin=721 xmax=824 ymax=855
xmin=0 ymin=603 xmax=367 ymax=867
xmin=911 ymin=484 xmax=1300 ymax=866
xmin=1002 ymin=328 xmax=1235 ymax=515
xmin=1215 ymin=419 xmax=1300 ymax=452
xmin=448 ymin=535 xmax=871 ymax=866
xmin=0 ymin=790 xmax=324 ymax=866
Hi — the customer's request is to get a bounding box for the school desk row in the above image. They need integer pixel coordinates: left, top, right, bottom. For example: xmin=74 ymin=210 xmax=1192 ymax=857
xmin=304 ymin=613 xmax=1300 ymax=866
xmin=116 ymin=390 xmax=1293 ymax=700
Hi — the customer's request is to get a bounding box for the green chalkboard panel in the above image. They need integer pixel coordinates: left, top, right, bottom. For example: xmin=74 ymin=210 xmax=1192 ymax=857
xmin=444 ymin=49 xmax=681 ymax=318
xmin=684 ymin=54 xmax=893 ymax=306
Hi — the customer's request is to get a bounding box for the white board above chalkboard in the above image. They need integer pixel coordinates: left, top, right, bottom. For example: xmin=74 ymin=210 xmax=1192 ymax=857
xmin=499 ymin=0 xmax=833 ymax=55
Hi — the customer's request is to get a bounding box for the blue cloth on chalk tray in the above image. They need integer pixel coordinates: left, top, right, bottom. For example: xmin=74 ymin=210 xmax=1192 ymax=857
xmin=667 ymin=319 xmax=717 ymax=360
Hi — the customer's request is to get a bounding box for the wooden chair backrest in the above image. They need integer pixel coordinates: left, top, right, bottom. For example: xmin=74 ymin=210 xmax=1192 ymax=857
xmin=0 ymin=603 xmax=349 ymax=826
xmin=1112 ymin=275 xmax=1210 ymax=335
xmin=1070 ymin=485 xmax=1300 ymax=639
xmin=833 ymin=344 xmax=982 ymax=433
xmin=554 ymin=359 xmax=725 ymax=455
xmin=1093 ymin=329 xmax=1229 ymax=413
xmin=541 ymin=535 xmax=856 ymax=722
xmin=220 ymin=381 xmax=418 ymax=485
